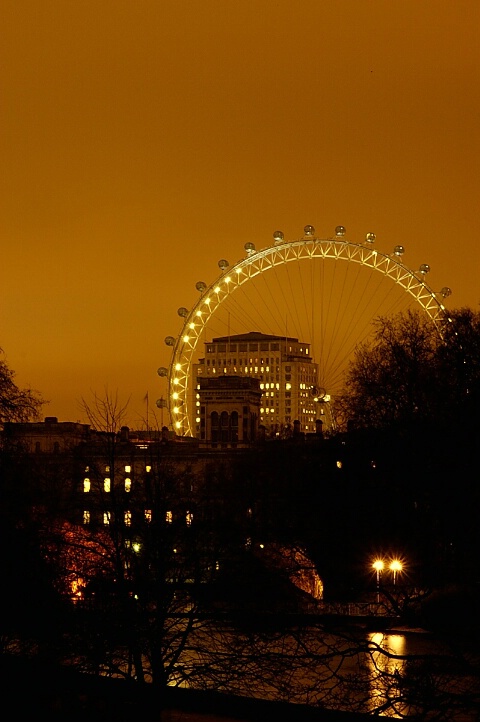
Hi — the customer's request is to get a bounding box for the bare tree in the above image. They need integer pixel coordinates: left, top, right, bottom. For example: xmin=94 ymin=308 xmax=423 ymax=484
xmin=0 ymin=349 xmax=45 ymax=423
xmin=9 ymin=388 xmax=479 ymax=720
xmin=334 ymin=307 xmax=480 ymax=434
xmin=80 ymin=388 xmax=130 ymax=432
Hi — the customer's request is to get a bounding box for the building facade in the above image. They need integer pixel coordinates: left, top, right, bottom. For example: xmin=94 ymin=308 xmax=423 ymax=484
xmin=197 ymin=375 xmax=261 ymax=448
xmin=193 ymin=331 xmax=321 ymax=437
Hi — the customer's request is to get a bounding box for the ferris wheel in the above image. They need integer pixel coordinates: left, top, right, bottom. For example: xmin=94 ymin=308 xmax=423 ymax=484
xmin=158 ymin=225 xmax=452 ymax=437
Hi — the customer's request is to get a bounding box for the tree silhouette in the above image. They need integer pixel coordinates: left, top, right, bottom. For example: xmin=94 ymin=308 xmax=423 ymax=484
xmin=0 ymin=348 xmax=45 ymax=423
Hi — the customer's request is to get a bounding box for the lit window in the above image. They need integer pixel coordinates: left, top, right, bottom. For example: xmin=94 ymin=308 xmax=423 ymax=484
xmin=125 ymin=465 xmax=131 ymax=473
xmin=83 ymin=510 xmax=90 ymax=525
xmin=166 ymin=510 xmax=173 ymax=523
xmin=104 ymin=477 xmax=111 ymax=493
xmin=125 ymin=478 xmax=132 ymax=492
xmin=146 ymin=465 xmax=151 ymax=473
xmin=103 ymin=512 xmax=110 ymax=525
xmin=186 ymin=511 xmax=193 ymax=526
xmin=105 ymin=465 xmax=110 ymax=473
xmin=83 ymin=478 xmax=90 ymax=493
xmin=336 ymin=460 xmax=343 ymax=469
xmin=145 ymin=509 xmax=152 ymax=522
xmin=124 ymin=510 xmax=132 ymax=527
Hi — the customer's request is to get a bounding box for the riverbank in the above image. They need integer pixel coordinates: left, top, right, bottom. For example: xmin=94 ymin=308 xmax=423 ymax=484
xmin=0 ymin=653 xmax=377 ymax=722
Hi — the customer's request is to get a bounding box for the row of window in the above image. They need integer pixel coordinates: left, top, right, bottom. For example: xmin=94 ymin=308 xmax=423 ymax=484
xmin=82 ymin=509 xmax=194 ymax=526
xmin=84 ymin=465 xmax=152 ymax=474
xmin=84 ymin=477 xmax=133 ymax=493
xmin=207 ymin=343 xmax=281 ymax=353
xmin=206 ymin=358 xmax=281 ymax=367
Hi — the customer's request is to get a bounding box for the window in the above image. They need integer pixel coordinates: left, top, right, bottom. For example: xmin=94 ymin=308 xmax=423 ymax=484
xmin=83 ymin=510 xmax=90 ymax=525
xmin=186 ymin=511 xmax=193 ymax=526
xmin=145 ymin=509 xmax=152 ymax=523
xmin=146 ymin=465 xmax=151 ymax=473
xmin=124 ymin=511 xmax=132 ymax=527
xmin=125 ymin=478 xmax=132 ymax=492
xmin=83 ymin=478 xmax=90 ymax=493
xmin=124 ymin=465 xmax=131 ymax=473
xmin=166 ymin=510 xmax=173 ymax=523
xmin=104 ymin=477 xmax=111 ymax=493
xmin=103 ymin=512 xmax=110 ymax=525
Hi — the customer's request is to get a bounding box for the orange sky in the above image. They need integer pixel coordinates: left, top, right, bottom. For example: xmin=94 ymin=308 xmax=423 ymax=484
xmin=1 ymin=0 xmax=479 ymax=428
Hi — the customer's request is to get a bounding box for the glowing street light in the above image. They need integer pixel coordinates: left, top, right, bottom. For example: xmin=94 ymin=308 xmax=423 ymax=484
xmin=372 ymin=559 xmax=384 ymax=603
xmin=389 ymin=559 xmax=403 ymax=585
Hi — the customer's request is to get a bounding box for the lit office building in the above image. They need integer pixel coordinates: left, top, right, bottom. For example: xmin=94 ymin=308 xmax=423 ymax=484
xmin=193 ymin=331 xmax=320 ymax=437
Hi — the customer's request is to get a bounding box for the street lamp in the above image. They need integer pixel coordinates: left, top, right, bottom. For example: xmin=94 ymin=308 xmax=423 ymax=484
xmin=389 ymin=559 xmax=403 ymax=585
xmin=372 ymin=559 xmax=384 ymax=603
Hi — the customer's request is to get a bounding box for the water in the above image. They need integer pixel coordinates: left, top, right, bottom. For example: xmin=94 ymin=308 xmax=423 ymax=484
xmin=169 ymin=622 xmax=479 ymax=720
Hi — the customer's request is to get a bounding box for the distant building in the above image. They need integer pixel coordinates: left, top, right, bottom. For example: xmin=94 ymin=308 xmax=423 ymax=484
xmin=197 ymin=375 xmax=262 ymax=448
xmin=193 ymin=331 xmax=320 ymax=437
xmin=1 ymin=416 xmax=325 ymax=605
xmin=2 ymin=416 xmax=92 ymax=453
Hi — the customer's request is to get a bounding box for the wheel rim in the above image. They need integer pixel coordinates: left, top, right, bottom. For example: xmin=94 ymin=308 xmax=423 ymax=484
xmin=162 ymin=229 xmax=451 ymax=436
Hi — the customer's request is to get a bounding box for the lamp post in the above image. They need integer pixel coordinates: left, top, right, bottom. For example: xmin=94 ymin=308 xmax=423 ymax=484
xmin=372 ymin=559 xmax=384 ymax=604
xmin=389 ymin=559 xmax=403 ymax=585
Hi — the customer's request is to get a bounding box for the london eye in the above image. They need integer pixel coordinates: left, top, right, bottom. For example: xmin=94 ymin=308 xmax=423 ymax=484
xmin=159 ymin=226 xmax=452 ymax=437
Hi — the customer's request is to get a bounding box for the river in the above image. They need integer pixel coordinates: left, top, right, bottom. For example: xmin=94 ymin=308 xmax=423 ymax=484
xmin=164 ymin=620 xmax=480 ymax=720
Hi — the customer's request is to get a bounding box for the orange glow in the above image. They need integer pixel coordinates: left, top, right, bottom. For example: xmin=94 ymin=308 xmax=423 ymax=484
xmin=1 ymin=2 xmax=478 ymax=426
xmin=389 ymin=560 xmax=403 ymax=573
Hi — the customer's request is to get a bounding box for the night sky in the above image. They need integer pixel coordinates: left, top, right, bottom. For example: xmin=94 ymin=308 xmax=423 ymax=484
xmin=1 ymin=0 xmax=479 ymax=427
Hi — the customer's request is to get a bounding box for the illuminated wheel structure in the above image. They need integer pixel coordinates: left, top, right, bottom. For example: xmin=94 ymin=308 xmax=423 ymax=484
xmin=159 ymin=226 xmax=452 ymax=437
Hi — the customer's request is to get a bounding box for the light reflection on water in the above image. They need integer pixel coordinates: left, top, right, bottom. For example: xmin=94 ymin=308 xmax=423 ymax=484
xmin=167 ymin=624 xmax=477 ymax=720
xmin=366 ymin=633 xmax=407 ymax=718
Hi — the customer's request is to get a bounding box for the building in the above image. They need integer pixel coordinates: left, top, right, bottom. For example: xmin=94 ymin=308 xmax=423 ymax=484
xmin=1 ymin=417 xmax=325 ymax=606
xmin=2 ymin=416 xmax=92 ymax=453
xmin=197 ymin=375 xmax=262 ymax=448
xmin=193 ymin=331 xmax=321 ymax=437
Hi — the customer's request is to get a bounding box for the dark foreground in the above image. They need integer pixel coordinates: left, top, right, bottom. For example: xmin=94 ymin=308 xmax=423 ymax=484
xmin=1 ymin=654 xmax=373 ymax=722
